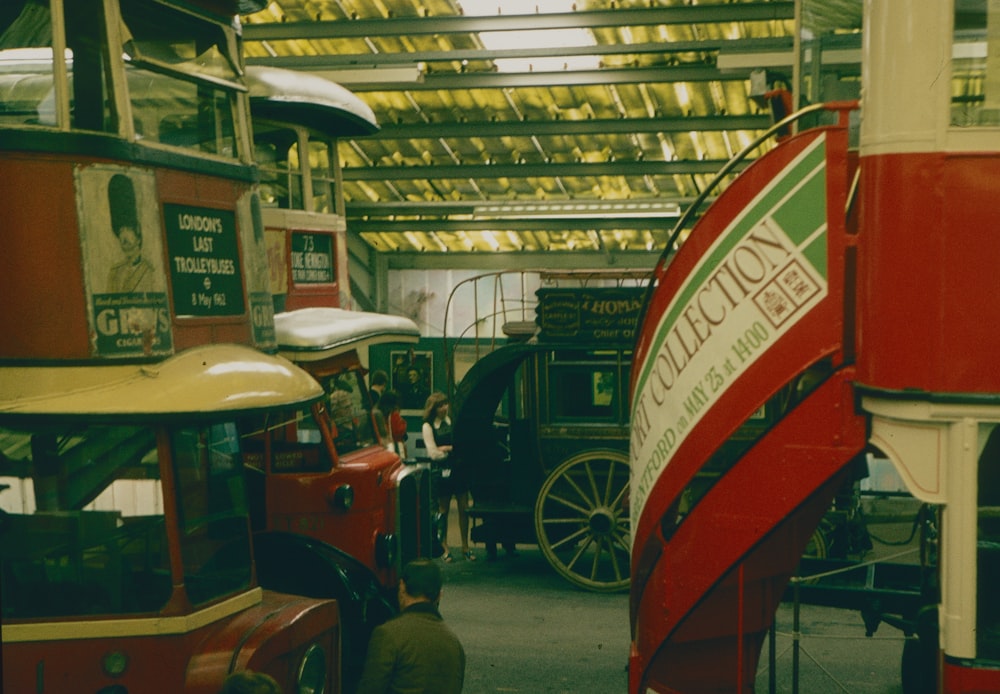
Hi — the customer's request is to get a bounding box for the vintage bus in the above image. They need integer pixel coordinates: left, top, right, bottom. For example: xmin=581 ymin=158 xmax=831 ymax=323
xmin=243 ymin=66 xmax=437 ymax=598
xmin=0 ymin=346 xmax=342 ymax=694
xmin=0 ymin=0 xmax=398 ymax=691
xmin=628 ymin=1 xmax=1000 ymax=692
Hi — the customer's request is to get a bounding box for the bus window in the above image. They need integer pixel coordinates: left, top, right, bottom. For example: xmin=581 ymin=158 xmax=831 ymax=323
xmin=256 ymin=137 xmax=292 ymax=208
xmin=286 ymin=139 xmax=305 ymax=209
xmin=119 ymin=2 xmax=243 ymax=158
xmin=325 ymin=371 xmax=378 ymax=454
xmin=255 ymin=123 xmax=305 ymax=209
xmin=0 ymin=423 xmax=171 ymax=618
xmin=65 ymin=0 xmax=115 ymax=132
xmin=546 ymin=350 xmax=622 ymax=423
xmin=308 ymin=138 xmax=336 ymax=214
xmin=952 ymin=1 xmax=1000 ymax=126
xmin=240 ymin=409 xmax=334 ymax=474
xmin=0 ymin=2 xmax=58 ymax=128
xmin=171 ymin=423 xmax=252 ymax=606
xmin=978 ymin=424 xmax=1000 ymax=660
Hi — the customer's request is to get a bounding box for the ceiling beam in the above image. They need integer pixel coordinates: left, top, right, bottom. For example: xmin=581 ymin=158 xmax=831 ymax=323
xmin=245 ymin=33 xmax=861 ymax=71
xmin=315 ymin=63 xmax=752 ymax=91
xmin=367 ymin=114 xmax=771 ymax=140
xmin=341 ymin=159 xmax=747 ymax=181
xmin=243 ymin=4 xmax=795 ymax=41
xmin=350 ymin=217 xmax=679 ymax=233
xmin=346 ymin=198 xmax=702 ymax=216
xmin=380 ymin=249 xmax=662 ymax=271
xmin=245 ymin=36 xmax=796 ymax=68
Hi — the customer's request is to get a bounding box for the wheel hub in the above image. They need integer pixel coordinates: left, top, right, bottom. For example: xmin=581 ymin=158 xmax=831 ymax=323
xmin=588 ymin=507 xmax=616 ymax=536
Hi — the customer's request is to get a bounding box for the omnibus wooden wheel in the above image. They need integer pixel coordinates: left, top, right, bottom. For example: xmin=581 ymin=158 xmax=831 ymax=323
xmin=534 ymin=449 xmax=630 ymax=593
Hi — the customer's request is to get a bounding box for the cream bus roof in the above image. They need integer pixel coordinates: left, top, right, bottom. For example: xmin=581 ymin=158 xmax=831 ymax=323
xmin=0 ymin=344 xmax=323 ymax=418
xmin=275 ymin=307 xmax=419 ymax=361
xmin=247 ymin=65 xmax=379 ymax=137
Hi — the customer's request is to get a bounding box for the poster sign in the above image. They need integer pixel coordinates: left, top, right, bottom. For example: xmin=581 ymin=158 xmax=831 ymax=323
xmin=76 ymin=165 xmax=172 ymax=358
xmin=629 ymin=135 xmax=831 ymax=536
xmin=164 ymin=203 xmax=245 ymax=317
xmin=291 ymin=232 xmax=335 ymax=284
xmin=536 ymin=287 xmax=644 ymax=344
xmin=391 ymin=349 xmax=433 ymax=412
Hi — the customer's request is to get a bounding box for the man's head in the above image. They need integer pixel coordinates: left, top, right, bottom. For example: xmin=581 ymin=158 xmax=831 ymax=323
xmin=399 ymin=558 xmax=442 ymax=607
xmin=371 ymin=369 xmax=388 ymax=392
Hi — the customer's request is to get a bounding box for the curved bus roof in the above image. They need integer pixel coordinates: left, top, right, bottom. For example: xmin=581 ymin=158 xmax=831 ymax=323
xmin=275 ymin=308 xmax=419 ymax=361
xmin=0 ymin=58 xmax=377 ymax=140
xmin=247 ymin=66 xmax=379 ymax=138
xmin=0 ymin=345 xmax=323 ymax=419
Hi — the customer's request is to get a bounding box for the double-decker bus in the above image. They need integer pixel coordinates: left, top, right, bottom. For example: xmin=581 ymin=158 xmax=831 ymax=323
xmin=629 ymin=1 xmax=1000 ymax=692
xmin=0 ymin=1 xmax=393 ymax=691
xmin=243 ymin=65 xmax=437 ymax=597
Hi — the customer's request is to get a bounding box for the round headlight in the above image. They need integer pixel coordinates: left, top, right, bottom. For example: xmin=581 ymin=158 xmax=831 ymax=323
xmin=297 ymin=643 xmax=327 ymax=694
xmin=327 ymin=484 xmax=354 ymax=510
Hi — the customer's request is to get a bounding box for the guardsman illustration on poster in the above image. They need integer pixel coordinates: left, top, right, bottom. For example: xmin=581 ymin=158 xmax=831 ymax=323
xmin=77 ymin=165 xmax=172 ymax=358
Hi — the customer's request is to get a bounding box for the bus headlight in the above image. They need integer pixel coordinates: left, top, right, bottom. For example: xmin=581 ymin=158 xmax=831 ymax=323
xmin=327 ymin=484 xmax=354 ymax=510
xmin=296 ymin=643 xmax=327 ymax=694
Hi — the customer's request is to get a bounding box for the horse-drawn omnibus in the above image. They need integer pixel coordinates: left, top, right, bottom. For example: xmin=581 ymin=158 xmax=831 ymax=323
xmin=629 ymin=1 xmax=1000 ymax=691
xmin=445 ymin=271 xmax=644 ymax=592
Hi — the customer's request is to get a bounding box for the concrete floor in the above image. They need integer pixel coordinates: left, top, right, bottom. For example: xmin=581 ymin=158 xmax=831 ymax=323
xmin=436 ymin=498 xmax=920 ymax=693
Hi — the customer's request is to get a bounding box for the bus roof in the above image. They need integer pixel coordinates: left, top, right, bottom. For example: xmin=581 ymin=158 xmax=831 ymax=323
xmin=0 ymin=345 xmax=322 ymax=419
xmin=275 ymin=307 xmax=419 ymax=361
xmin=247 ymin=66 xmax=379 ymax=137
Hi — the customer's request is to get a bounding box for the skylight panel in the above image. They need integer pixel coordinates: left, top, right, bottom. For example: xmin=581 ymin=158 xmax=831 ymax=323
xmin=460 ymin=0 xmax=600 ymax=72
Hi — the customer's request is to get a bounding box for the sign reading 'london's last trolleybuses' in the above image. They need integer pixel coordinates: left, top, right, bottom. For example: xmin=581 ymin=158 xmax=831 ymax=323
xmin=629 ymin=135 xmax=832 ymax=536
xmin=165 ymin=203 xmax=245 ymax=317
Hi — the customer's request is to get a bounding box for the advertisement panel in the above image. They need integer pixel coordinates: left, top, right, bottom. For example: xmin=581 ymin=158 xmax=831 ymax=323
xmin=77 ymin=165 xmax=172 ymax=358
xmin=629 ymin=135 xmax=831 ymax=535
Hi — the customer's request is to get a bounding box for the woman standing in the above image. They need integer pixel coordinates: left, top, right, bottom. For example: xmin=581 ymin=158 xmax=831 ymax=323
xmin=422 ymin=392 xmax=475 ymax=562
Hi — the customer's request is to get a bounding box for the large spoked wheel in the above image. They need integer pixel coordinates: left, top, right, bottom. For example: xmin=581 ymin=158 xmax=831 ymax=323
xmin=534 ymin=449 xmax=630 ymax=593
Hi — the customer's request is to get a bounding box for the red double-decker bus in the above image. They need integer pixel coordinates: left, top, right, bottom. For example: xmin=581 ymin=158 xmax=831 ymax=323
xmin=629 ymin=2 xmax=1000 ymax=692
xmin=0 ymin=1 xmax=393 ymax=691
xmin=241 ymin=64 xmax=437 ymax=594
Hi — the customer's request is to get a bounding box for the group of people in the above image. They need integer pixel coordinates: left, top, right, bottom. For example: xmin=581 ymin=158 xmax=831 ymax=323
xmin=369 ymin=370 xmax=476 ymax=563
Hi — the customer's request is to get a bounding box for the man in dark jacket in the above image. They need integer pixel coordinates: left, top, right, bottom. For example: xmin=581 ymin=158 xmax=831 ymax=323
xmin=356 ymin=559 xmax=465 ymax=694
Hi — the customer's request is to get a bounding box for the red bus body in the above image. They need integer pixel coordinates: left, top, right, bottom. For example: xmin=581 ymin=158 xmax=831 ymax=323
xmin=629 ymin=1 xmax=1000 ymax=692
xmin=244 ymin=68 xmax=436 ymax=594
xmin=0 ymin=2 xmax=344 ymax=692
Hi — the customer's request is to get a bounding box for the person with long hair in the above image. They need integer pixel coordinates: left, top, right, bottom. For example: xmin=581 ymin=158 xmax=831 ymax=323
xmin=422 ymin=392 xmax=475 ymax=562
